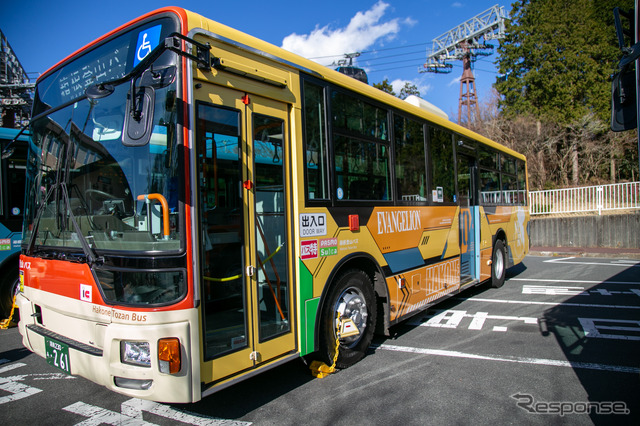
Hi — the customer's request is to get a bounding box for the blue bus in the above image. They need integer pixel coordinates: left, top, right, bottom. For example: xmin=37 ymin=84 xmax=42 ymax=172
xmin=0 ymin=127 xmax=28 ymax=321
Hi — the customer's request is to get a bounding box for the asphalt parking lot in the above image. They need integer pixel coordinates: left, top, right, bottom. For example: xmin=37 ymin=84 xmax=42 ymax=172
xmin=1 ymin=254 xmax=639 ymax=425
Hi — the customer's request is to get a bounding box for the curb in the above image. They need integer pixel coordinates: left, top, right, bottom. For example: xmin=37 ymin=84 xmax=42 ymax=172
xmin=529 ymin=249 xmax=640 ymax=260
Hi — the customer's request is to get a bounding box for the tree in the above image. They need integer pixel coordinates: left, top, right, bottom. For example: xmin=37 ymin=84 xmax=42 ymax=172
xmin=399 ymin=82 xmax=420 ymax=100
xmin=496 ymin=0 xmax=630 ymax=125
xmin=373 ymin=79 xmax=395 ymax=96
xmin=373 ymin=79 xmax=420 ymax=100
xmin=495 ymin=0 xmax=636 ymax=187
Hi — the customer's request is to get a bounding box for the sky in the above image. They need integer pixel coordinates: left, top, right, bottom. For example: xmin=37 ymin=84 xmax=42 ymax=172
xmin=0 ymin=0 xmax=509 ymax=120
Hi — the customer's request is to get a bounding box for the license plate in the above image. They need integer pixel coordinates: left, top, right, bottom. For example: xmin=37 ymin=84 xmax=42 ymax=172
xmin=45 ymin=337 xmax=71 ymax=374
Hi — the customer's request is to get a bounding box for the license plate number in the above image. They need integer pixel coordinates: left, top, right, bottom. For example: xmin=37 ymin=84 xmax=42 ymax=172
xmin=45 ymin=337 xmax=71 ymax=374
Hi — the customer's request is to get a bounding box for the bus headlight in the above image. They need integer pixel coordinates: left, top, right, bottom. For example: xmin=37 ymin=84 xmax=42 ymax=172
xmin=121 ymin=341 xmax=151 ymax=367
xmin=158 ymin=338 xmax=181 ymax=374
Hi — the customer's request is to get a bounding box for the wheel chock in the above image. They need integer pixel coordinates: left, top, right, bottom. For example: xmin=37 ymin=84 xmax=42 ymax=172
xmin=309 ymin=360 xmax=336 ymax=378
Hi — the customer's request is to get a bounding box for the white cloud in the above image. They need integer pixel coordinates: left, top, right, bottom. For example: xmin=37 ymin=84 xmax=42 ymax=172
xmin=390 ymin=78 xmax=432 ymax=97
xmin=448 ymin=76 xmax=461 ymax=87
xmin=281 ymin=1 xmax=407 ymax=62
xmin=451 ymin=2 xmax=463 ymax=8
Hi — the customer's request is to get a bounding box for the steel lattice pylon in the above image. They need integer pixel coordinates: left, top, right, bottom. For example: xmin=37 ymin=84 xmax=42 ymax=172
xmin=422 ymin=5 xmax=507 ymax=125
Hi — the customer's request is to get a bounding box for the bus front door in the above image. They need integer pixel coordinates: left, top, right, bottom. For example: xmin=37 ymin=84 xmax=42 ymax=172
xmin=196 ymin=85 xmax=295 ymax=386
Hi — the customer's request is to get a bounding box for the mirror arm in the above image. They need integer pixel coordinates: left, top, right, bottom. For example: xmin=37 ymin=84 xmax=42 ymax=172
xmin=163 ymin=33 xmax=211 ymax=70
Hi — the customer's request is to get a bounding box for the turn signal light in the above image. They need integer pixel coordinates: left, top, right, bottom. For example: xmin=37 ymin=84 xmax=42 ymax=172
xmin=349 ymin=214 xmax=359 ymax=231
xmin=158 ymin=338 xmax=181 ymax=374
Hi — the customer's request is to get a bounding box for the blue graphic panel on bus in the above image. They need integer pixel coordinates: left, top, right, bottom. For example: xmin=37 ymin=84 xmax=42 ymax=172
xmin=383 ymin=247 xmax=424 ymax=274
xmin=134 ymin=25 xmax=162 ymax=67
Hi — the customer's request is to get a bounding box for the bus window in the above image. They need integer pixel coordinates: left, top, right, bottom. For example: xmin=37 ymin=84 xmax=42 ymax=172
xmin=303 ymin=80 xmax=329 ymax=201
xmin=428 ymin=127 xmax=455 ymax=203
xmin=480 ymin=169 xmax=501 ymax=204
xmin=517 ymin=161 xmax=527 ymax=205
xmin=331 ymin=90 xmax=388 ymax=141
xmin=334 ymin=135 xmax=390 ymax=200
xmin=394 ymin=114 xmax=426 ymax=202
xmin=478 ymin=146 xmax=499 ymax=170
xmin=331 ymin=89 xmax=390 ymax=201
xmin=3 ymin=143 xmax=27 ymax=219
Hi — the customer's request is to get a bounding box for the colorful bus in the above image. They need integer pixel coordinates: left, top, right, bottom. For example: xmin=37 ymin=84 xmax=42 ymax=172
xmin=0 ymin=127 xmax=27 ymax=323
xmin=17 ymin=7 xmax=529 ymax=403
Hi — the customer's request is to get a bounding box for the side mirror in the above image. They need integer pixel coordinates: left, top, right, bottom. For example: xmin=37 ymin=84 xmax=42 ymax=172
xmin=611 ymin=66 xmax=637 ymax=132
xmin=122 ymin=84 xmax=155 ymax=146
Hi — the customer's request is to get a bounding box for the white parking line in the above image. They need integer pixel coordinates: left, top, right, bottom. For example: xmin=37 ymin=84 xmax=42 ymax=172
xmin=372 ymin=343 xmax=640 ymax=374
xmin=510 ymin=278 xmax=639 ymax=285
xmin=410 ymin=309 xmax=537 ymax=332
xmin=543 ymin=258 xmax=640 ymax=268
xmin=522 ymin=285 xmax=640 ymax=296
xmin=64 ymin=398 xmax=251 ymax=426
xmin=544 ymin=257 xmax=576 ymax=263
xmin=579 ymin=318 xmax=640 ymax=341
xmin=455 ymin=297 xmax=640 ymax=310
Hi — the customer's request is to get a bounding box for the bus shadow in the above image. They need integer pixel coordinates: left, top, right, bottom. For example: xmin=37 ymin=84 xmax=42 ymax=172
xmin=0 ymin=346 xmax=33 ymax=364
xmin=172 ymin=358 xmax=314 ymax=417
xmin=538 ymin=263 xmax=640 ymax=423
xmin=170 ymin=263 xmax=532 ymax=418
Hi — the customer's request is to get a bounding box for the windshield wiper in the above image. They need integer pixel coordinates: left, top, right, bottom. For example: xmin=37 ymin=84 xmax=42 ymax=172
xmin=25 ymin=182 xmax=103 ymax=266
xmin=60 ymin=183 xmax=104 ymax=266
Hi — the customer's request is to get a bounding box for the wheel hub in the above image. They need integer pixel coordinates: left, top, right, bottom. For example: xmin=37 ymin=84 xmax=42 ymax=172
xmin=335 ymin=288 xmax=368 ymax=347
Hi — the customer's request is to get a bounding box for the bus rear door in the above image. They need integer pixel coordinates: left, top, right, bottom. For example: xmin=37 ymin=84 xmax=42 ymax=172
xmin=457 ymin=153 xmax=479 ymax=285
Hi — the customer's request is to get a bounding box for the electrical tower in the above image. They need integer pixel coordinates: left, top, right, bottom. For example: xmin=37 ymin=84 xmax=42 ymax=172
xmin=422 ymin=5 xmax=507 ymax=125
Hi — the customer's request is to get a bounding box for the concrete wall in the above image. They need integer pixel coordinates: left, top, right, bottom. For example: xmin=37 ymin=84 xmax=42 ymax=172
xmin=529 ymin=212 xmax=640 ymax=248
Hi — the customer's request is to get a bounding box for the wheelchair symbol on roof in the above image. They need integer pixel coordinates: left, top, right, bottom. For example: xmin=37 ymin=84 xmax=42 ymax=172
xmin=134 ymin=25 xmax=162 ymax=67
xmin=137 ymin=33 xmax=153 ymax=62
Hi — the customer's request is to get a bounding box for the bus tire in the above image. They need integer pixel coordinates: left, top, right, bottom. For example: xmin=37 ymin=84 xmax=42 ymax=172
xmin=319 ymin=269 xmax=376 ymax=369
xmin=490 ymin=239 xmax=506 ymax=288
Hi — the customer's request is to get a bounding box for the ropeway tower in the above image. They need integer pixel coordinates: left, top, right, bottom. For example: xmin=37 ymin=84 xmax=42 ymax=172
xmin=422 ymin=5 xmax=507 ymax=125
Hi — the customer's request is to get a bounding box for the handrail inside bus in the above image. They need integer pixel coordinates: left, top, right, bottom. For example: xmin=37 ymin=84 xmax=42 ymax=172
xmin=137 ymin=193 xmax=170 ymax=239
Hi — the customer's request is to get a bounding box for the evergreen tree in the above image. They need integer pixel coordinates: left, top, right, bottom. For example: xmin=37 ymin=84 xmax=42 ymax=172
xmin=373 ymin=79 xmax=396 ymax=96
xmin=495 ymin=0 xmax=632 ymax=125
xmin=399 ymin=82 xmax=420 ymax=100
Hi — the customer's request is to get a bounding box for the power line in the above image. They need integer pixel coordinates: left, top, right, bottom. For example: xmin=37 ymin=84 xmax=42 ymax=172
xmin=307 ymin=42 xmax=429 ymax=60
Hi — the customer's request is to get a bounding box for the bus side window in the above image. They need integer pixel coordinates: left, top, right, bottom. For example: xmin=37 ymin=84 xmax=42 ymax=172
xmin=303 ymin=80 xmax=329 ymax=201
xmin=394 ymin=114 xmax=426 ymax=202
xmin=517 ymin=160 xmax=527 ymax=205
xmin=428 ymin=126 xmax=455 ymax=203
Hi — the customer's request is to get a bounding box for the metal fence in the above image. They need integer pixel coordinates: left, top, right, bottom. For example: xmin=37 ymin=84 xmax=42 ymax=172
xmin=528 ymin=181 xmax=640 ymax=215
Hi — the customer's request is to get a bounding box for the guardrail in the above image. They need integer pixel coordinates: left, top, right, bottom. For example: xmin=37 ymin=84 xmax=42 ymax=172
xmin=528 ymin=181 xmax=640 ymax=215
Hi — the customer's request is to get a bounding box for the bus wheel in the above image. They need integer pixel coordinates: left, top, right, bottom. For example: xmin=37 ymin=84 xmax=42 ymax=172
xmin=320 ymin=269 xmax=376 ymax=369
xmin=490 ymin=239 xmax=506 ymax=288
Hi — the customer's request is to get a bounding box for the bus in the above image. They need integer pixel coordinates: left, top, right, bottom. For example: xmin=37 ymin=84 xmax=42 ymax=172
xmin=16 ymin=7 xmax=530 ymax=403
xmin=0 ymin=127 xmax=27 ymax=323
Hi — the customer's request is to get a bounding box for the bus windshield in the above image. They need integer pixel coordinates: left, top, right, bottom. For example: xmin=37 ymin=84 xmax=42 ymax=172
xmin=23 ymin=17 xmax=182 ymax=255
